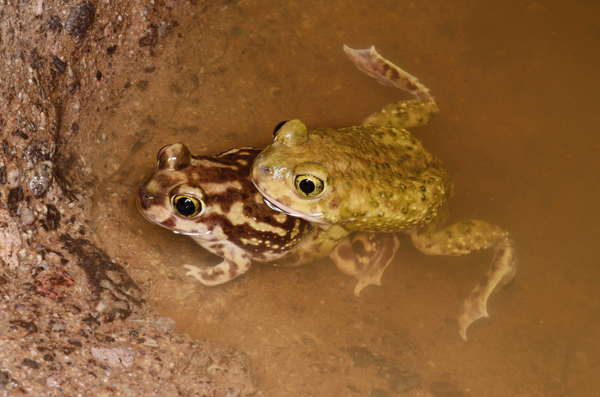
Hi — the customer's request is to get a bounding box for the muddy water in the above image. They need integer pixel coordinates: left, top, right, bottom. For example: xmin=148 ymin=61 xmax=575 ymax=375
xmin=90 ymin=0 xmax=600 ymax=395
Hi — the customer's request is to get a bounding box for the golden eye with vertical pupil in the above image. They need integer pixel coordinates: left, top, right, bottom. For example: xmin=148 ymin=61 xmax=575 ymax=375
xmin=294 ymin=175 xmax=324 ymax=198
xmin=171 ymin=195 xmax=204 ymax=217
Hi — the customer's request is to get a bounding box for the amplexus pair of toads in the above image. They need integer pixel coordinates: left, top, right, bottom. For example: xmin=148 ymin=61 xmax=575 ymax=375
xmin=138 ymin=45 xmax=516 ymax=341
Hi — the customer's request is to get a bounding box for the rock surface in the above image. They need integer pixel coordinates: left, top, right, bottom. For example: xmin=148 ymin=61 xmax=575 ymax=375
xmin=0 ymin=1 xmax=255 ymax=395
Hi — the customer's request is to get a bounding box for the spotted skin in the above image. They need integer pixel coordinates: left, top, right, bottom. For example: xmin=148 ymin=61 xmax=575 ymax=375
xmin=138 ymin=145 xmax=309 ymax=286
xmin=138 ymin=143 xmax=398 ymax=292
xmin=251 ymin=46 xmax=516 ymax=340
xmin=330 ymin=232 xmax=400 ymax=296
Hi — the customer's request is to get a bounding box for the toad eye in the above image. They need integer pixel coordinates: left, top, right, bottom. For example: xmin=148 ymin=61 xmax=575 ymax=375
xmin=157 ymin=145 xmax=169 ymax=163
xmin=294 ymin=175 xmax=324 ymax=198
xmin=272 ymin=120 xmax=289 ymax=137
xmin=171 ymin=194 xmax=205 ymax=218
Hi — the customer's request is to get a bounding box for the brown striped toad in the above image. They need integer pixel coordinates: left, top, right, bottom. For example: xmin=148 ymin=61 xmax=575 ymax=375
xmin=138 ymin=143 xmax=398 ymax=292
xmin=251 ymin=46 xmax=516 ymax=340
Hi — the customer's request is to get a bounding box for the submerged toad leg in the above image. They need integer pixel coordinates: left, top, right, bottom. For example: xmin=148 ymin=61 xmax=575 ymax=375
xmin=343 ymin=45 xmax=439 ymax=129
xmin=329 ymin=233 xmax=400 ymax=296
xmin=277 ymin=224 xmax=350 ymax=268
xmin=183 ymin=244 xmax=252 ymax=286
xmin=407 ymin=220 xmax=516 ymax=341
xmin=276 ymin=225 xmax=399 ymax=296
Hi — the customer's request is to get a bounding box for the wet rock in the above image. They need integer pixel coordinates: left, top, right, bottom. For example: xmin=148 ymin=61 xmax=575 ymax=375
xmin=0 ymin=1 xmax=258 ymax=395
xmin=378 ymin=362 xmax=419 ymax=393
xmin=22 ymin=359 xmax=41 ymax=369
xmin=60 ymin=234 xmax=144 ymax=321
xmin=155 ymin=316 xmax=176 ymax=333
xmin=47 ymin=15 xmax=63 ymax=33
xmin=90 ymin=346 xmax=135 ymax=368
xmin=41 ymin=203 xmax=61 ymax=230
xmin=35 ymin=272 xmax=75 ymax=302
xmin=51 ymin=55 xmax=67 ymax=73
xmin=0 ymin=371 xmax=11 ymax=388
xmin=45 ymin=373 xmax=67 ymax=388
xmin=65 ymin=2 xmax=96 ymax=42
xmin=139 ymin=24 xmax=158 ymax=47
xmin=20 ymin=206 xmax=35 ymax=226
xmin=9 ymin=320 xmax=38 ymax=334
xmin=14 ymin=129 xmax=29 ymax=140
xmin=30 ymin=173 xmax=52 ymax=197
xmin=7 ymin=186 xmax=23 ymax=213
xmin=431 ymin=381 xmax=464 ymax=397
xmin=347 ymin=346 xmax=384 ymax=368
xmin=0 ymin=209 xmax=22 ymax=270
xmin=371 ymin=389 xmax=388 ymax=397
xmin=347 ymin=384 xmax=360 ymax=393
xmin=137 ymin=80 xmax=150 ymax=91
xmin=6 ymin=167 xmax=20 ymax=188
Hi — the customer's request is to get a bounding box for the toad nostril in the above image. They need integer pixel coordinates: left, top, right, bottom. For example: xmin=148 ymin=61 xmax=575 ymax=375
xmin=262 ymin=166 xmax=271 ymax=176
xmin=139 ymin=193 xmax=153 ymax=210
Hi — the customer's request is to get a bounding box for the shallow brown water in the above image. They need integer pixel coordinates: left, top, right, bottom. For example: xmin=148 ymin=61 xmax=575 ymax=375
xmin=91 ymin=0 xmax=600 ymax=395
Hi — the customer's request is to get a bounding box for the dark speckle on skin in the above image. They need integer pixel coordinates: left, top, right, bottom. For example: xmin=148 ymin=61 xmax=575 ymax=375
xmin=458 ymin=220 xmax=475 ymax=236
xmin=337 ymin=246 xmax=355 ymax=261
xmin=352 ymin=240 xmax=365 ymax=256
xmin=162 ymin=216 xmax=177 ymax=229
xmin=201 ymin=267 xmax=224 ymax=281
xmin=139 ymin=146 xmax=311 ymax=262
xmin=228 ymin=261 xmax=239 ymax=278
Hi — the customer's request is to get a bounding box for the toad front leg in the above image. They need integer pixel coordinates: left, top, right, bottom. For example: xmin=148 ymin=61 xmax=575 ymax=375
xmin=407 ymin=220 xmax=516 ymax=341
xmin=183 ymin=243 xmax=252 ymax=286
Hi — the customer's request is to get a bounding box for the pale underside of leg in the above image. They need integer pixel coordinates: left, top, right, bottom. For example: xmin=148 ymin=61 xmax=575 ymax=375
xmin=183 ymin=248 xmax=252 ymax=287
xmin=276 ymin=224 xmax=350 ymax=268
xmin=330 ymin=232 xmax=400 ymax=296
xmin=408 ymin=219 xmax=516 ymax=341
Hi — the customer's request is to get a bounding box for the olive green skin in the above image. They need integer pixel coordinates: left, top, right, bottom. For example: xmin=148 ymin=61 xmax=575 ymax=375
xmin=251 ymin=119 xmax=452 ymax=233
xmin=250 ymin=46 xmax=516 ymax=342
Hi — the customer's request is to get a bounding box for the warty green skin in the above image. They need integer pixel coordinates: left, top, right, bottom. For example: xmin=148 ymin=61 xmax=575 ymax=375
xmin=138 ymin=143 xmax=399 ymax=296
xmin=251 ymin=46 xmax=517 ymax=341
xmin=253 ymin=122 xmax=452 ymax=233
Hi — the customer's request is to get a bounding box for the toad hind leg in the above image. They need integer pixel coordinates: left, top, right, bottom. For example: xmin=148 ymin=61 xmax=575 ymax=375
xmin=183 ymin=250 xmax=252 ymax=287
xmin=330 ymin=233 xmax=400 ymax=297
xmin=343 ymin=45 xmax=439 ymax=129
xmin=407 ymin=220 xmax=516 ymax=341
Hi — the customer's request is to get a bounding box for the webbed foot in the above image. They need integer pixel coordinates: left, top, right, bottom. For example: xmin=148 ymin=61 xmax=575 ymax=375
xmin=343 ymin=45 xmax=439 ymax=129
xmin=458 ymin=293 xmax=489 ymax=342
xmin=457 ymin=236 xmax=516 ymax=341
xmin=408 ymin=221 xmax=516 ymax=341
xmin=330 ymin=233 xmax=399 ymax=296
xmin=183 ymin=264 xmax=205 ymax=280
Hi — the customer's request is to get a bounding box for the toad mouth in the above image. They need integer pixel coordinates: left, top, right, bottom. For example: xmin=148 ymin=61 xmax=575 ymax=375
xmin=261 ymin=196 xmax=324 ymax=223
xmin=262 ymin=197 xmax=296 ymax=216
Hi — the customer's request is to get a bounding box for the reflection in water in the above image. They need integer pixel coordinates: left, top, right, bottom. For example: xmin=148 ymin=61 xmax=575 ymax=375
xmin=91 ymin=0 xmax=600 ymax=395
